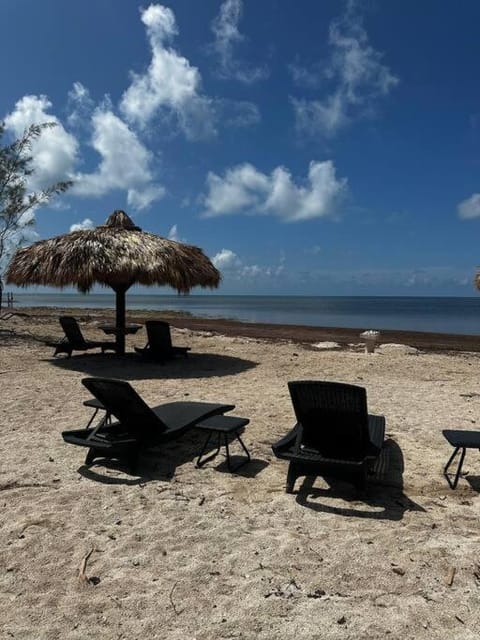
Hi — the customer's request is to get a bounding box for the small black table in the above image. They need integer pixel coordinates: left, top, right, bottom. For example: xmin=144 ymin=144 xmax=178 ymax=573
xmin=443 ymin=429 xmax=480 ymax=489
xmin=196 ymin=415 xmax=250 ymax=471
xmin=98 ymin=323 xmax=143 ymax=336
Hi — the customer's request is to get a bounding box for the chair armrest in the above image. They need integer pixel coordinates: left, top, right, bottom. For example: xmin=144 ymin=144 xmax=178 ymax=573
xmin=367 ymin=414 xmax=385 ymax=454
xmin=272 ymin=424 xmax=300 ymax=457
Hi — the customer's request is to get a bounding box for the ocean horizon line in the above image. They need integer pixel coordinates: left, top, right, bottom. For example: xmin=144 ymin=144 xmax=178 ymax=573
xmin=8 ymin=291 xmax=480 ymax=300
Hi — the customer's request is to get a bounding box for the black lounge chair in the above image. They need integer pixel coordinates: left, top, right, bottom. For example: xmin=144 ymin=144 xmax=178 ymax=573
xmin=54 ymin=316 xmax=117 ymax=357
xmin=134 ymin=320 xmax=190 ymax=362
xmin=62 ymin=377 xmax=235 ymax=472
xmin=272 ymin=381 xmax=385 ymax=492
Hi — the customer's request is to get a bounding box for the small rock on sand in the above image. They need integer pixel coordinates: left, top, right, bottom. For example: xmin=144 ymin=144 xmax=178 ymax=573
xmin=376 ymin=343 xmax=419 ymax=355
xmin=312 ymin=341 xmax=340 ymax=350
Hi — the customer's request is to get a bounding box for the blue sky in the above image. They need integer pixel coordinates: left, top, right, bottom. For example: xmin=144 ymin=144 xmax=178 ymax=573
xmin=2 ymin=0 xmax=480 ymax=296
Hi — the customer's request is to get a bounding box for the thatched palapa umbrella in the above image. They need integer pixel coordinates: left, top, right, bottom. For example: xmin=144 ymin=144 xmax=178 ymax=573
xmin=6 ymin=210 xmax=220 ymax=354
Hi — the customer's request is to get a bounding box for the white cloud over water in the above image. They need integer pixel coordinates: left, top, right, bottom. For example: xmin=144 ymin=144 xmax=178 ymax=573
xmin=202 ymin=160 xmax=347 ymax=221
xmin=290 ymin=3 xmax=398 ymax=137
xmin=294 ymin=266 xmax=471 ymax=291
xmin=4 ymin=95 xmax=79 ymax=191
xmin=3 ymin=4 xmax=264 ymax=220
xmin=70 ymin=218 xmax=94 ymax=232
xmin=210 ymin=0 xmax=269 ymax=84
xmin=120 ymin=4 xmax=216 ymax=139
xmin=212 ymin=248 xmax=285 ymax=280
xmin=4 ymin=93 xmax=165 ymax=212
xmin=457 ymin=193 xmax=480 ymax=219
xmin=71 ymin=107 xmax=165 ymax=209
xmin=67 ymin=82 xmax=95 ymax=128
xmin=167 ymin=224 xmax=187 ymax=242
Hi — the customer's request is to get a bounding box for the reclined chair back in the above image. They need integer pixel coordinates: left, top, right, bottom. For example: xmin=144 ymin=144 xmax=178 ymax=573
xmin=288 ymin=381 xmax=370 ymax=461
xmin=82 ymin=377 xmax=167 ymax=440
xmin=59 ymin=316 xmax=89 ymax=349
xmin=145 ymin=320 xmax=174 ymax=353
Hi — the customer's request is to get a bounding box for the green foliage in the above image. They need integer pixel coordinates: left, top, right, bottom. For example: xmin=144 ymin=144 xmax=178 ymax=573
xmin=0 ymin=121 xmax=73 ymax=277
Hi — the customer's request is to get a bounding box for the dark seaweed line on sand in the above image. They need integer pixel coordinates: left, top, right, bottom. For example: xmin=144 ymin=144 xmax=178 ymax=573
xmin=10 ymin=306 xmax=480 ymax=354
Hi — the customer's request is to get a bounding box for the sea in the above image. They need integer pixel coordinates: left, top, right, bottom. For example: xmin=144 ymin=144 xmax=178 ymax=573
xmin=8 ymin=293 xmax=480 ymax=336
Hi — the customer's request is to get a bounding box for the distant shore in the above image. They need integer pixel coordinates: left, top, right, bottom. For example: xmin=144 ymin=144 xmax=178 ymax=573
xmin=5 ymin=304 xmax=480 ymax=353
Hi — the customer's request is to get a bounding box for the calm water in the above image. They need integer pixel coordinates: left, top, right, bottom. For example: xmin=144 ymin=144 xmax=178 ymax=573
xmin=9 ymin=293 xmax=480 ymax=335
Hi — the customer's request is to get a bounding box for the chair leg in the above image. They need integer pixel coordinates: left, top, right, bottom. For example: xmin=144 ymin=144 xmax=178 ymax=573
xmin=223 ymin=432 xmax=251 ymax=472
xmin=444 ymin=446 xmax=466 ymax=489
xmin=85 ymin=448 xmax=96 ymax=466
xmin=225 ymin=434 xmax=231 ymax=471
xmin=85 ymin=408 xmax=100 ymax=429
xmin=286 ymin=462 xmax=298 ymax=494
xmin=355 ymin=467 xmax=368 ymax=492
xmin=196 ymin=431 xmax=221 ymax=468
xmin=128 ymin=449 xmax=139 ymax=475
xmin=236 ymin=433 xmax=251 ymax=464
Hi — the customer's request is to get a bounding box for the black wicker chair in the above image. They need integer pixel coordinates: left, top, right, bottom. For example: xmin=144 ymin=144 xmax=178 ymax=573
xmin=54 ymin=316 xmax=117 ymax=357
xmin=272 ymin=381 xmax=385 ymax=492
xmin=134 ymin=320 xmax=191 ymax=361
xmin=62 ymin=377 xmax=235 ymax=472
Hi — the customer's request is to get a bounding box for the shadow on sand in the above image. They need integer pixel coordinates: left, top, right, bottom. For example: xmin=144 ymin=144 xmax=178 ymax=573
xmin=48 ymin=351 xmax=258 ymax=380
xmin=295 ymin=439 xmax=424 ymax=521
xmin=77 ymin=428 xmax=267 ymax=485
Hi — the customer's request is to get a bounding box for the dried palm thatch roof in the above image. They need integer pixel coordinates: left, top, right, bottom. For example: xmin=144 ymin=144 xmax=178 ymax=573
xmin=6 ymin=210 xmax=220 ymax=293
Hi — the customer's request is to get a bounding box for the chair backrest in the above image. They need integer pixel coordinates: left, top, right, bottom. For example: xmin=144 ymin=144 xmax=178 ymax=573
xmin=59 ymin=316 xmax=88 ymax=348
xmin=288 ymin=381 xmax=369 ymax=460
xmin=82 ymin=377 xmax=167 ymax=438
xmin=145 ymin=320 xmax=173 ymax=352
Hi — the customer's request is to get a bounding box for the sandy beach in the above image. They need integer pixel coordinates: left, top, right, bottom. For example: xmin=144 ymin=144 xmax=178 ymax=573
xmin=1 ymin=307 xmax=480 ymax=639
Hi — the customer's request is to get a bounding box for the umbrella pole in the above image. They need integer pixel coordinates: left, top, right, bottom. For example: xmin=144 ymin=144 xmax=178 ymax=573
xmin=114 ymin=285 xmax=127 ymax=355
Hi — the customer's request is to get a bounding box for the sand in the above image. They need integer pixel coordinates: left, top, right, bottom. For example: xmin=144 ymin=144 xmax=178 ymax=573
xmin=1 ymin=307 xmax=480 ymax=639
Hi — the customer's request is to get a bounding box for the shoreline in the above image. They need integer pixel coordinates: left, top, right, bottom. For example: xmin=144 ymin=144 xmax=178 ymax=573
xmin=5 ymin=304 xmax=480 ymax=353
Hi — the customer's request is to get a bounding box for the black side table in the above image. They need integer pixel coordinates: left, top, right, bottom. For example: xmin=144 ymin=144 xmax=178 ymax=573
xmin=196 ymin=415 xmax=251 ymax=471
xmin=443 ymin=429 xmax=480 ymax=489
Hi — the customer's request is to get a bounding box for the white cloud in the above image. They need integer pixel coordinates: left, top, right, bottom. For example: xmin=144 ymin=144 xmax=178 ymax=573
xmin=210 ymin=0 xmax=268 ymax=84
xmin=167 ymin=224 xmax=186 ymax=242
xmin=4 ymin=95 xmax=79 ymax=190
xmin=5 ymin=94 xmax=165 ymax=210
xmin=220 ymin=100 xmax=261 ymax=128
xmin=67 ymin=82 xmax=94 ymax=128
xmin=291 ymin=4 xmax=398 ymax=137
xmin=291 ymin=94 xmax=348 ymax=139
xmin=212 ymin=248 xmax=242 ymax=270
xmin=293 ymin=266 xmax=472 ymax=291
xmin=127 ymin=185 xmax=166 ymax=211
xmin=72 ymin=107 xmax=165 ymax=209
xmin=202 ymin=160 xmax=347 ymax=221
xmin=212 ymin=248 xmax=284 ymax=280
xmin=120 ymin=4 xmax=215 ymax=139
xmin=458 ymin=193 xmax=480 ymax=219
xmin=305 ymin=245 xmax=322 ymax=255
xmin=288 ymin=59 xmax=323 ymax=89
xmin=70 ymin=218 xmax=94 ymax=232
